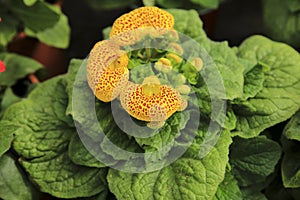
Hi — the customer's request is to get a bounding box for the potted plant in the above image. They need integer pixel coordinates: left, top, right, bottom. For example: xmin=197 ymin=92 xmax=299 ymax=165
xmin=0 ymin=2 xmax=300 ymax=200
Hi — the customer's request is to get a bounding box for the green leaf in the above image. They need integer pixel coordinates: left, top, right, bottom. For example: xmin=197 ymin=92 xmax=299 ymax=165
xmin=108 ymin=131 xmax=232 ymax=200
xmin=133 ymin=111 xmax=191 ymax=151
xmin=158 ymin=0 xmax=223 ymax=11
xmin=68 ymin=133 xmax=116 ymax=168
xmin=263 ymin=0 xmax=300 ymax=47
xmin=65 ymin=59 xmax=142 ymax=162
xmin=0 ymin=121 xmax=16 ymax=157
xmin=7 ymin=0 xmax=59 ymax=32
xmin=286 ymin=0 xmax=300 ymax=12
xmin=241 ymin=187 xmax=267 ymax=200
xmin=143 ymin=0 xmax=156 ymax=6
xmin=223 ymin=107 xmax=237 ymax=131
xmin=23 ymin=0 xmax=37 ymax=6
xmin=264 ymin=173 xmax=294 ymax=200
xmin=129 ymin=62 xmax=155 ymax=84
xmin=0 ymin=9 xmax=18 ymax=48
xmin=190 ymin=0 xmax=220 ymax=9
xmin=240 ymin=64 xmax=265 ymax=100
xmin=283 ymin=110 xmax=300 ymax=141
xmin=196 ymin=37 xmax=244 ymax=100
xmin=0 ymin=53 xmax=43 ymax=87
xmin=157 ymin=0 xmax=186 ymax=8
xmin=213 ymin=170 xmax=243 ymax=200
xmin=102 ymin=26 xmax=111 ymax=40
xmin=24 ymin=4 xmax=70 ymax=48
xmin=281 ymin=111 xmax=300 ymax=188
xmin=0 ymin=87 xmax=21 ymax=116
xmin=21 ymin=153 xmax=108 ymax=198
xmin=167 ymin=9 xmax=207 ymax=40
xmin=85 ymin=0 xmax=135 ymax=10
xmin=229 ymin=136 xmax=281 ymax=187
xmin=2 ymin=76 xmax=108 ymax=198
xmin=233 ymin=35 xmax=300 ymax=138
xmin=0 ymin=152 xmax=40 ymax=200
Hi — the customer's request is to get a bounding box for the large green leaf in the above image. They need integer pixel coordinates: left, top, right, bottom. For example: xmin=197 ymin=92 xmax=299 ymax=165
xmin=85 ymin=0 xmax=135 ymax=10
xmin=66 ymin=59 xmax=143 ymax=169
xmin=263 ymin=0 xmax=300 ymax=47
xmin=190 ymin=0 xmax=220 ymax=9
xmin=0 ymin=87 xmax=22 ymax=117
xmin=0 ymin=153 xmax=40 ymax=200
xmin=167 ymin=9 xmax=207 ymax=40
xmin=23 ymin=0 xmax=37 ymax=6
xmin=108 ymin=131 xmax=232 ymax=200
xmin=68 ymin=133 xmax=117 ymax=168
xmin=239 ymin=64 xmax=265 ymax=100
xmin=194 ymin=37 xmax=245 ymax=100
xmin=283 ymin=110 xmax=300 ymax=141
xmin=6 ymin=0 xmax=59 ymax=32
xmin=2 ymin=76 xmax=108 ymax=198
xmin=0 ymin=53 xmax=43 ymax=87
xmin=157 ymin=0 xmax=223 ymax=11
xmin=24 ymin=4 xmax=70 ymax=48
xmin=0 ymin=121 xmax=17 ymax=157
xmin=229 ymin=136 xmax=281 ymax=187
xmin=241 ymin=187 xmax=267 ymax=200
xmin=0 ymin=7 xmax=18 ymax=48
xmin=233 ymin=35 xmax=300 ymax=138
xmin=213 ymin=170 xmax=243 ymax=200
xmin=281 ymin=111 xmax=300 ymax=188
xmin=4 ymin=0 xmax=70 ymax=48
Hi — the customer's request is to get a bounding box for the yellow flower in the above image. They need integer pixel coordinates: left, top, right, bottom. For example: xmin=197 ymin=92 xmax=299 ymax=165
xmin=110 ymin=6 xmax=174 ymax=45
xmin=120 ymin=76 xmax=187 ymax=124
xmin=87 ymin=40 xmax=129 ymax=102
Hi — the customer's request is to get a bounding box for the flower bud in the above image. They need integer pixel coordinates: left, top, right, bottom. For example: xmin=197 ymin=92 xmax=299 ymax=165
xmin=168 ymin=42 xmax=184 ymax=55
xmin=166 ymin=53 xmax=183 ymax=63
xmin=175 ymin=85 xmax=191 ymax=95
xmin=191 ymin=57 xmax=203 ymax=71
xmin=155 ymin=58 xmax=172 ymax=73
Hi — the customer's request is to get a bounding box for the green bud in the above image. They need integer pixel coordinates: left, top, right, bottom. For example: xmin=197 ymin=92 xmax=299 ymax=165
xmin=176 ymin=85 xmax=191 ymax=95
xmin=190 ymin=57 xmax=203 ymax=71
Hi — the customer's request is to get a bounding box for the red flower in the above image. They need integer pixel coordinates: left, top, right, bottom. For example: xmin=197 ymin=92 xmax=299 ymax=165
xmin=0 ymin=60 xmax=6 ymax=73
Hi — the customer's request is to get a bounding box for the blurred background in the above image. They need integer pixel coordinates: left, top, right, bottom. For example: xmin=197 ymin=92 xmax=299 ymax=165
xmin=62 ymin=0 xmax=264 ymax=59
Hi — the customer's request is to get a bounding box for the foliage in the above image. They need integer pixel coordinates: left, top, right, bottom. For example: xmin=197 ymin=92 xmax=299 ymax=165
xmin=0 ymin=0 xmax=70 ymax=49
xmin=0 ymin=6 xmax=300 ymax=200
xmin=262 ymin=0 xmax=300 ymax=48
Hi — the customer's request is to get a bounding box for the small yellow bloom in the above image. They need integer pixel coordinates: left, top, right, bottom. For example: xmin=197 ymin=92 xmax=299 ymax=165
xmin=110 ymin=6 xmax=174 ymax=45
xmin=167 ymin=42 xmax=184 ymax=55
xmin=120 ymin=76 xmax=186 ymax=124
xmin=87 ymin=40 xmax=129 ymax=102
xmin=154 ymin=58 xmax=173 ymax=73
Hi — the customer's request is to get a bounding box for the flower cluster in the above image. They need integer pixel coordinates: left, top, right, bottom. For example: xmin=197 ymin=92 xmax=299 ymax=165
xmin=87 ymin=6 xmax=193 ymax=127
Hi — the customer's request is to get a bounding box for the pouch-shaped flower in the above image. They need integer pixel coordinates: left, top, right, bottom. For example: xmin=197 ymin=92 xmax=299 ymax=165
xmin=87 ymin=40 xmax=129 ymax=102
xmin=120 ymin=76 xmax=186 ymax=124
xmin=110 ymin=6 xmax=175 ymax=45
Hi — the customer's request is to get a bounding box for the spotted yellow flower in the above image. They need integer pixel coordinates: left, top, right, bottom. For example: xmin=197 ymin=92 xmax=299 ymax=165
xmin=110 ymin=6 xmax=175 ymax=45
xmin=120 ymin=76 xmax=187 ymax=124
xmin=87 ymin=40 xmax=129 ymax=102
